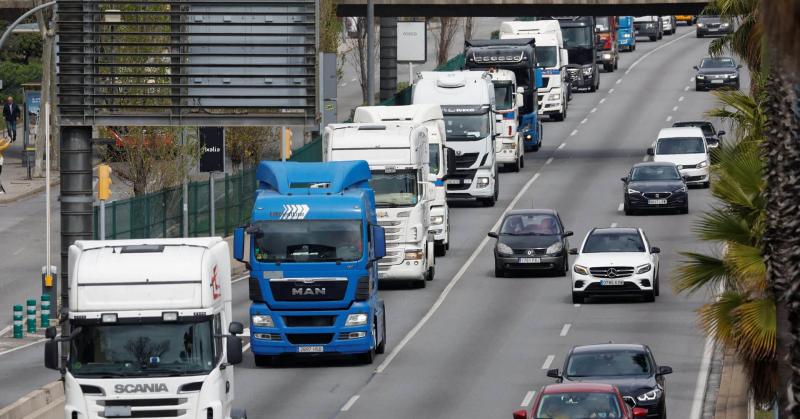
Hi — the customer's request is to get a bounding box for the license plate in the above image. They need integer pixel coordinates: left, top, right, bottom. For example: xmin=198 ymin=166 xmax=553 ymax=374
xmin=446 ymin=179 xmax=461 ymax=185
xmin=708 ymin=28 xmax=718 ymax=31
xmin=298 ymin=346 xmax=324 ymax=353
xmin=601 ymin=280 xmax=624 ymax=286
xmin=648 ymin=199 xmax=668 ymax=205
xmin=518 ymin=257 xmax=541 ymax=264
xmin=711 ymin=79 xmax=724 ymax=84
xmin=104 ymin=406 xmax=132 ymax=417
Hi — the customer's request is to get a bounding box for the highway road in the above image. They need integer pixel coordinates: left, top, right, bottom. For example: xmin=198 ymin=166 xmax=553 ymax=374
xmin=0 ymin=22 xmax=747 ymax=418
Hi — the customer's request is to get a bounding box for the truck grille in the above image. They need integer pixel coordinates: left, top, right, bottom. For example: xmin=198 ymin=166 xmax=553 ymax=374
xmin=97 ymin=398 xmax=186 ymax=418
xmin=283 ymin=315 xmax=336 ymax=327
xmin=454 ymin=152 xmax=479 ymax=168
xmin=445 ymin=170 xmax=476 ymax=191
xmin=269 ymin=279 xmax=348 ymax=301
xmin=286 ymin=333 xmax=334 ymax=345
xmin=589 ymin=266 xmax=635 ymax=278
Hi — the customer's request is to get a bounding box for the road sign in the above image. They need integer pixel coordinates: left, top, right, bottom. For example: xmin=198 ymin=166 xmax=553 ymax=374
xmin=199 ymin=127 xmax=225 ymax=173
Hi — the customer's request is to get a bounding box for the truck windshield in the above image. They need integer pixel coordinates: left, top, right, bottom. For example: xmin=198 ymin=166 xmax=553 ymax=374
xmin=493 ymin=83 xmax=514 ymax=110
xmin=444 ymin=114 xmax=490 ymax=140
xmin=595 ymin=16 xmax=610 ymax=31
xmin=562 ymin=27 xmax=592 ymax=49
xmin=370 ymin=170 xmax=419 ymax=207
xmin=535 ymin=46 xmax=558 ymax=68
xmin=429 ymin=144 xmax=440 ymax=175
xmin=253 ymin=220 xmax=363 ymax=263
xmin=68 ymin=320 xmax=216 ymax=378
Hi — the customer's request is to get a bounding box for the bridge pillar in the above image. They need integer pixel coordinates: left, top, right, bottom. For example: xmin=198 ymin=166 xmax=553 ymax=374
xmin=379 ymin=17 xmax=397 ymax=102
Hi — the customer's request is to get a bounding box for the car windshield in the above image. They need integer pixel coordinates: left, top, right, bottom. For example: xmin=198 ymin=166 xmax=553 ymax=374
xmin=700 ymin=58 xmax=735 ymax=69
xmin=673 ymin=122 xmax=715 ymax=137
xmin=582 ymin=231 xmax=645 ymax=253
xmin=630 ymin=165 xmax=681 ymax=181
xmin=562 ymin=27 xmax=592 ymax=48
xmin=535 ymin=392 xmax=622 ymax=418
xmin=370 ymin=170 xmax=419 ymax=207
xmin=656 ymin=137 xmax=705 ymax=154
xmin=501 ymin=214 xmax=561 ymax=235
xmin=253 ymin=220 xmax=363 ymax=263
xmin=444 ymin=113 xmax=490 ymax=140
xmin=698 ymin=16 xmax=721 ymax=23
xmin=566 ymin=350 xmax=653 ymax=377
xmin=494 ymin=82 xmax=515 ymax=110
xmin=536 ymin=46 xmax=559 ymax=68
xmin=68 ymin=320 xmax=216 ymax=377
xmin=429 ymin=144 xmax=440 ymax=175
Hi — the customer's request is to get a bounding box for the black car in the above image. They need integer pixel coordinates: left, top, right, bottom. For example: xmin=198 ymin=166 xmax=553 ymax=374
xmin=672 ymin=120 xmax=725 ymax=152
xmin=488 ymin=209 xmax=573 ymax=277
xmin=694 ymin=56 xmax=741 ymax=91
xmin=696 ymin=15 xmax=734 ymax=38
xmin=547 ymin=343 xmax=673 ymax=419
xmin=633 ymin=16 xmax=663 ymax=41
xmin=622 ymin=162 xmax=689 ymax=215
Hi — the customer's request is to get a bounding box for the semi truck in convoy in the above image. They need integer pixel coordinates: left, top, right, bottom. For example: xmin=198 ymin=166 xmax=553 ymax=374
xmin=233 ymin=161 xmax=387 ymax=365
xmin=324 ymin=121 xmax=437 ymax=287
xmin=413 ymin=71 xmax=500 ymax=206
xmin=487 ymin=69 xmax=525 ymax=171
xmin=498 ymin=20 xmax=570 ymax=121
xmin=463 ymin=38 xmax=544 ymax=151
xmin=617 ymin=16 xmax=637 ymax=51
xmin=352 ymin=104 xmax=456 ymax=257
xmin=551 ymin=16 xmax=600 ymax=92
xmin=594 ymin=16 xmax=619 ymax=72
xmin=43 ymin=238 xmax=247 ymax=419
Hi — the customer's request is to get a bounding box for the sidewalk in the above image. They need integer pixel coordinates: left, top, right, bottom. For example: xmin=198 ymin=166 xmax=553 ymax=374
xmin=714 ymin=348 xmax=750 ymax=419
xmin=0 ymin=128 xmax=58 ymax=205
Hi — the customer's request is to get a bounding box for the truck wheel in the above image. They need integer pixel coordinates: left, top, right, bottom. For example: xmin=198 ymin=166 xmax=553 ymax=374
xmin=520 ymin=155 xmax=525 ymax=169
xmin=513 ymin=155 xmax=521 ymax=172
xmin=553 ymin=111 xmax=564 ymax=122
xmin=614 ymin=58 xmax=619 ymax=70
xmin=231 ymin=408 xmax=248 ymax=419
xmin=359 ymin=324 xmax=378 ymax=364
xmin=254 ymin=355 xmax=275 ymax=368
xmin=643 ymin=291 xmax=656 ymax=303
xmin=375 ymin=314 xmax=386 ymax=354
xmin=426 ymin=265 xmax=435 ymax=281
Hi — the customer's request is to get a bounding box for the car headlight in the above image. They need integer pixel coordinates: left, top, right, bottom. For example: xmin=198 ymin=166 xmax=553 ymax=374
xmin=404 ymin=249 xmax=423 ymax=260
xmin=431 ymin=215 xmax=444 ymax=225
xmin=673 ymin=185 xmax=687 ymax=193
xmin=697 ymin=23 xmax=705 ymax=27
xmin=573 ymin=264 xmax=589 ymax=275
xmin=728 ymin=73 xmax=738 ymax=78
xmin=252 ymin=314 xmax=275 ymax=327
xmin=602 ymin=53 xmax=612 ymax=59
xmin=477 ymin=177 xmax=490 ymax=187
xmin=627 ymin=188 xmax=641 ymax=194
xmin=636 ymin=388 xmax=662 ymax=402
xmin=548 ymin=92 xmax=561 ymax=100
xmin=496 ymin=242 xmax=513 ymax=256
xmin=721 ymin=22 xmax=730 ymax=27
xmin=696 ymin=75 xmax=705 ymax=79
xmin=345 ymin=313 xmax=369 ymax=327
xmin=697 ymin=160 xmax=709 ymax=168
xmin=546 ymin=241 xmax=563 ymax=255
xmin=526 ymin=134 xmax=532 ymax=139
xmin=582 ymin=67 xmax=593 ymax=75
xmin=636 ymin=263 xmax=652 ymax=274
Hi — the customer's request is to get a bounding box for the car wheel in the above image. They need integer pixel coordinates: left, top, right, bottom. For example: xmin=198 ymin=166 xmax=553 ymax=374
xmin=375 ymin=313 xmax=386 ymax=354
xmin=697 ymin=32 xmax=703 ymax=38
xmin=603 ymin=63 xmax=613 ymax=72
xmin=643 ymin=290 xmax=656 ymax=303
xmin=703 ymin=181 xmax=711 ymax=189
xmin=495 ymin=260 xmax=506 ymax=278
xmin=254 ymin=355 xmax=276 ymax=368
xmin=623 ymin=200 xmax=634 ymax=216
xmin=655 ymin=270 xmax=660 ymax=296
xmin=553 ymin=256 xmax=567 ymax=277
xmin=513 ymin=156 xmax=521 ymax=172
xmin=572 ymin=292 xmax=584 ymax=304
xmin=681 ymin=204 xmax=689 ymax=214
xmin=696 ymin=83 xmax=704 ymax=92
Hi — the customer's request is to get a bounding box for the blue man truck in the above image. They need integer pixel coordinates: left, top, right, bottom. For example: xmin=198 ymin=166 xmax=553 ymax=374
xmin=233 ymin=161 xmax=387 ymax=366
xmin=617 ymin=16 xmax=636 ymax=52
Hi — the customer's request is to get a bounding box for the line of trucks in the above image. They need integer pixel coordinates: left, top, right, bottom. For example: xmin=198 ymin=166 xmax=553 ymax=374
xmin=39 ymin=16 xmax=655 ymax=419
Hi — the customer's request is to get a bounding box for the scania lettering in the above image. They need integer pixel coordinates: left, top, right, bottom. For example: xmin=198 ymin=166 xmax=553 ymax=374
xmin=413 ymin=72 xmax=500 ymax=206
xmin=324 ymin=121 xmax=436 ymax=287
xmin=487 ymin=69 xmax=525 ymax=171
xmin=498 ymin=20 xmax=570 ymax=121
xmin=233 ymin=161 xmax=387 ymax=365
xmin=352 ymin=104 xmax=456 ymax=257
xmin=43 ymin=238 xmax=248 ymax=419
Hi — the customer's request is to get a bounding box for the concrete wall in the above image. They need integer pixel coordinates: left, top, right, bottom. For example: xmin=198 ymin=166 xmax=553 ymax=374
xmin=0 ymin=381 xmax=63 ymax=419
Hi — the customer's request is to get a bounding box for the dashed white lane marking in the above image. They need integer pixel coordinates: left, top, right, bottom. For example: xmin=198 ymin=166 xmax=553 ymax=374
xmin=616 ymin=78 xmax=622 ymax=84
xmin=12 ymin=247 xmax=24 ymax=256
xmin=574 ymin=304 xmax=581 ymax=308
xmin=679 ymin=96 xmax=685 ymax=102
xmin=545 ymin=157 xmax=554 ymax=165
xmin=0 ymin=338 xmax=47 ymax=357
xmin=684 ymin=86 xmax=690 ymax=91
xmin=560 ymin=323 xmax=572 ymax=337
xmin=610 ymin=222 xmax=618 ymax=228
xmin=673 ymin=106 xmax=679 ymax=111
xmin=558 ymin=143 xmax=566 ymax=150
xmin=376 ymin=172 xmax=542 ymax=374
xmin=689 ymin=76 xmax=695 ymax=82
xmin=570 ymin=129 xmax=578 ymax=136
xmin=521 ymin=391 xmax=537 ymax=407
xmin=590 ymin=107 xmax=597 ymax=113
xmin=341 ymin=395 xmax=361 ymax=412
xmin=609 ymin=88 xmax=615 ymax=93
xmin=581 ymin=118 xmax=588 ymax=124
xmin=341 ymin=83 xmax=348 ymax=87
xmin=618 ymin=203 xmax=624 ymax=211
xmin=666 ymin=116 xmax=673 ymax=122
xmin=599 ymin=98 xmax=606 ymax=104
xmin=351 ymin=77 xmax=357 ymax=82
xmin=542 ymin=355 xmax=555 ymax=370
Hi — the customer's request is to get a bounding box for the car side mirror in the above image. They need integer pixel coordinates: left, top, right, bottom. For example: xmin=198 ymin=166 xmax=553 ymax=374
xmin=718 ymin=130 xmax=725 ymax=136
xmin=737 ymin=64 xmax=742 ymax=69
xmin=692 ymin=65 xmax=699 ymax=70
xmin=657 ymin=365 xmax=673 ymax=375
xmin=488 ymin=231 xmax=499 ymax=239
xmin=646 ymin=147 xmax=654 ymax=156
xmin=546 ymin=368 xmax=561 ymax=379
xmin=512 ymin=410 xmax=529 ymax=419
xmin=620 ymin=176 xmax=628 ymax=182
xmin=562 ymin=231 xmax=573 ymax=237
xmin=44 ymin=340 xmax=59 ymax=370
xmin=650 ymin=246 xmax=661 ymax=254
xmin=568 ymin=248 xmax=578 ymax=255
xmin=682 ymin=175 xmax=690 ymax=182
xmin=229 ymin=321 xmax=244 ymax=335
xmin=623 ymin=396 xmax=637 ymax=408
xmin=226 ymin=335 xmax=243 ymax=365
xmin=633 ymin=407 xmax=648 ymax=417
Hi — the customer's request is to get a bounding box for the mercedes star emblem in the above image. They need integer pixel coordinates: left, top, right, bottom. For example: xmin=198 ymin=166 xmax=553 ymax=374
xmin=607 ymin=268 xmax=618 ymax=278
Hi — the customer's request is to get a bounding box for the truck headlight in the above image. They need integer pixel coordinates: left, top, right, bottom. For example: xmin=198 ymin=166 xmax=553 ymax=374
xmin=252 ymin=314 xmax=274 ymax=327
xmin=431 ymin=215 xmax=444 ymax=225
xmin=582 ymin=67 xmax=593 ymax=75
xmin=602 ymin=53 xmax=612 ymax=60
xmin=496 ymin=242 xmax=513 ymax=256
xmin=477 ymin=177 xmax=490 ymax=187
xmin=636 ymin=263 xmax=652 ymax=274
xmin=698 ymin=160 xmax=709 ymax=168
xmin=622 ymin=33 xmax=631 ymax=38
xmin=404 ymin=249 xmax=423 ymax=260
xmin=546 ymin=241 xmax=563 ymax=255
xmin=573 ymin=264 xmax=589 ymax=275
xmin=548 ymin=92 xmax=561 ymax=101
xmin=345 ymin=313 xmax=369 ymax=327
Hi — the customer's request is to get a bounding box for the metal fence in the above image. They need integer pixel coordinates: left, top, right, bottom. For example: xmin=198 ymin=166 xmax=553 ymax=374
xmin=94 ymin=168 xmax=256 ymax=239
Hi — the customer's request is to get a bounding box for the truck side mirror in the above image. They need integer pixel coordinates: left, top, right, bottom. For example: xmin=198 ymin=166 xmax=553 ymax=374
xmin=45 ymin=326 xmax=58 ymax=339
xmin=534 ymin=68 xmax=544 ymax=89
xmin=445 ymin=147 xmax=457 ymax=177
xmin=233 ymin=227 xmax=245 ymax=262
xmin=229 ymin=321 xmax=244 ymax=335
xmin=371 ymin=225 xmax=386 ymax=260
xmin=515 ymin=93 xmax=524 ymax=108
xmin=646 ymin=147 xmax=655 ymax=156
xmin=44 ymin=340 xmax=59 ymax=370
xmin=226 ymin=336 xmax=243 ymax=365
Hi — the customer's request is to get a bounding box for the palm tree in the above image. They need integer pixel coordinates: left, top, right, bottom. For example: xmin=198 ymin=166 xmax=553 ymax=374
xmin=704 ymin=0 xmax=762 ymax=74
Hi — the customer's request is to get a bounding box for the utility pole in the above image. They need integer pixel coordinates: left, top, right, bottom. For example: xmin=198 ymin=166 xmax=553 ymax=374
xmin=366 ymin=0 xmax=375 ymax=105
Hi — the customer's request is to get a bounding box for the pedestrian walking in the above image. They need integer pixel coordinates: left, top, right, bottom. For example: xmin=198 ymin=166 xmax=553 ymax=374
xmin=3 ymin=97 xmax=21 ymax=142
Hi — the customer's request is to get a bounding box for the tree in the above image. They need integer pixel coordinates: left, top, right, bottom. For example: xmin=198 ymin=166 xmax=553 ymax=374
xmin=225 ymin=127 xmax=281 ymax=172
xmin=432 ymin=17 xmax=461 ymax=67
xmin=464 ymin=17 xmax=474 ymax=41
xmin=705 ymin=0 xmax=762 ymax=76
xmin=344 ymin=17 xmax=378 ymax=105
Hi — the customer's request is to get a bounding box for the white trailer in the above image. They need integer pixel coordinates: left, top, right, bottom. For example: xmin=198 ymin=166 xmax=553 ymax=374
xmin=486 ymin=69 xmax=525 ymax=172
xmin=44 ymin=238 xmax=247 ymax=419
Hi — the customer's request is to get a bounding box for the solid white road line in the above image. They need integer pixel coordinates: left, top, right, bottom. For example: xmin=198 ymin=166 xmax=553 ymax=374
xmin=521 ymin=391 xmax=536 ymax=407
xmin=590 ymin=107 xmax=597 ymax=113
xmin=559 ymin=324 xmax=571 ymax=337
xmin=558 ymin=143 xmax=566 ymax=150
xmin=545 ymin=157 xmax=554 ymax=165
xmin=679 ymin=96 xmax=685 ymax=102
xmin=232 ymin=274 xmax=248 ymax=284
xmin=375 ymin=173 xmax=542 ymax=374
xmin=541 ymin=355 xmax=555 ymax=370
xmin=618 ymin=203 xmax=624 ymax=212
xmin=12 ymin=247 xmax=24 ymax=256
xmin=0 ymin=338 xmax=46 ymax=357
xmin=610 ymin=222 xmax=618 ymax=228
xmin=689 ymin=336 xmax=716 ymax=419
xmin=341 ymin=395 xmax=361 ymax=412
xmin=581 ymin=118 xmax=588 ymax=124
xmin=627 ymin=29 xmax=695 ymax=74
xmin=599 ymin=98 xmax=606 ymax=104
xmin=573 ymin=304 xmax=581 ymax=308
xmin=673 ymin=106 xmax=679 ymax=111
xmin=570 ymin=129 xmax=578 ymax=136
xmin=0 ymin=325 xmax=11 ymax=336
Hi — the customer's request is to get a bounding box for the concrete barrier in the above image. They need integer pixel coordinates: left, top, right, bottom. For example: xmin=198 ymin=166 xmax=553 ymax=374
xmin=0 ymin=381 xmax=63 ymax=419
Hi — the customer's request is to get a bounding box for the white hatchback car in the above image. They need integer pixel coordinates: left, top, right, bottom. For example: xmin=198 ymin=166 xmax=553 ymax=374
xmin=648 ymin=127 xmax=711 ymax=188
xmin=569 ymin=227 xmax=661 ymax=304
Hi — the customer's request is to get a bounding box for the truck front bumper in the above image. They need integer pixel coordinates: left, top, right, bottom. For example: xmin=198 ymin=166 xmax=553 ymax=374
xmin=495 ymin=137 xmax=519 ymax=164
xmin=429 ymin=205 xmax=448 ymax=243
xmin=445 ymin=168 xmax=495 ymax=199
xmin=379 ymin=258 xmax=427 ymax=281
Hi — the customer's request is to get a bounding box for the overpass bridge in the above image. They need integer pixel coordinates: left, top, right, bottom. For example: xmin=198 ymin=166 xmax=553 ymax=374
xmin=337 ymin=0 xmax=708 ymax=16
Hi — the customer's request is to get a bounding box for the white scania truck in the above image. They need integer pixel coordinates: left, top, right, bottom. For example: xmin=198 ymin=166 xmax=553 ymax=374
xmin=412 ymin=71 xmax=499 ymax=206
xmin=324 ymin=121 xmax=437 ymax=287
xmin=44 ymin=238 xmax=247 ymax=419
xmin=352 ymin=104 xmax=455 ymax=256
xmin=500 ymin=20 xmax=570 ymax=121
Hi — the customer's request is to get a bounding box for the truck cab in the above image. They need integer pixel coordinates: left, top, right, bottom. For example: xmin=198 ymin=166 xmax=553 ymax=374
xmin=553 ymin=16 xmax=600 ymax=92
xmin=595 ymin=16 xmax=619 ymax=72
xmin=352 ymin=104 xmax=456 ymax=257
xmin=324 ymin=122 xmax=436 ymax=287
xmin=412 ymin=71 xmax=500 ymax=206
xmin=234 ymin=161 xmax=387 ymax=365
xmin=617 ymin=16 xmax=636 ymax=51
xmin=498 ymin=20 xmax=570 ymax=121
xmin=44 ymin=238 xmax=247 ymax=419
xmin=487 ymin=69 xmax=525 ymax=171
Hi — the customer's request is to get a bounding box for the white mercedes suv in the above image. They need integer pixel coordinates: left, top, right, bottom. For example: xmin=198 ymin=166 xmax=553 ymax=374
xmin=569 ymin=227 xmax=661 ymax=304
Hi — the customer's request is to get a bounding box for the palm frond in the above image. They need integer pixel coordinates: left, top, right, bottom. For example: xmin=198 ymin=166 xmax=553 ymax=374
xmin=726 ymin=241 xmax=768 ymax=292
xmin=694 ymin=206 xmax=755 ymax=245
xmin=698 ymin=291 xmax=748 ymax=347
xmin=733 ymin=297 xmax=776 ymax=360
xmin=674 ymin=251 xmax=733 ymax=294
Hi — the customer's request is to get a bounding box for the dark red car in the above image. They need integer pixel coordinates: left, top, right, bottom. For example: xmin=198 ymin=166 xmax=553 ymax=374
xmin=513 ymin=383 xmax=648 ymax=419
